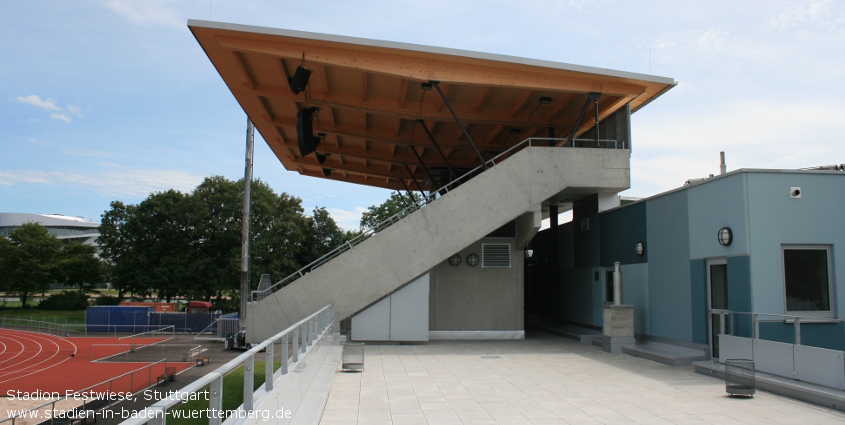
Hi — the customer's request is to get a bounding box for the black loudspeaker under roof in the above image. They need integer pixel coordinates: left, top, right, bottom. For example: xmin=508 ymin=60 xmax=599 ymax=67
xmin=289 ymin=66 xmax=311 ymax=94
xmin=297 ymin=107 xmax=320 ymax=157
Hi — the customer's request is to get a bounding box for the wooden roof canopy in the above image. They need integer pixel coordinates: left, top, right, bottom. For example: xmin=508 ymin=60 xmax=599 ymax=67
xmin=189 ymin=20 xmax=676 ymax=191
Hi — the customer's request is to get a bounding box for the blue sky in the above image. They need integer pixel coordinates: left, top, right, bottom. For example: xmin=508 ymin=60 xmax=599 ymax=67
xmin=3 ymin=1 xmax=843 ymax=230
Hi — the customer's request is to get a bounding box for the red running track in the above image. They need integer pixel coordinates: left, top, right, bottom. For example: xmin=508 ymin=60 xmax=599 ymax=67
xmin=0 ymin=329 xmax=191 ymax=395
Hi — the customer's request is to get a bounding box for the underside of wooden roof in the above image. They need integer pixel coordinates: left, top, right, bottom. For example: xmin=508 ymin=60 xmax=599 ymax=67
xmin=190 ymin=20 xmax=676 ymax=191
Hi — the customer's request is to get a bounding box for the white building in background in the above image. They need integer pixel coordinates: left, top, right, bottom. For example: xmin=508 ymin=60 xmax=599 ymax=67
xmin=0 ymin=213 xmax=100 ymax=246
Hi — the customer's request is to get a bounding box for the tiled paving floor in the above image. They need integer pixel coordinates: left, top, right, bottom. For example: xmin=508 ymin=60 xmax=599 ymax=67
xmin=321 ymin=331 xmax=845 ymax=424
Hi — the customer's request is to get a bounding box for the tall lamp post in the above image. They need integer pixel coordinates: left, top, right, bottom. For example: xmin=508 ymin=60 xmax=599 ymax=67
xmin=239 ymin=119 xmax=254 ymax=331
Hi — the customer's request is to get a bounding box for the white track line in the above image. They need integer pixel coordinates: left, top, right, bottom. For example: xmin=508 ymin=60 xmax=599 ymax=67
xmin=0 ymin=334 xmax=42 ymax=373
xmin=0 ymin=336 xmax=24 ymax=365
xmin=0 ymin=329 xmax=78 ymax=384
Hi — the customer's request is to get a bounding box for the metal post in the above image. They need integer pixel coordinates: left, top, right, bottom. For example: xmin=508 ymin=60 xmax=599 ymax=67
xmin=265 ymin=342 xmax=274 ymax=391
xmin=301 ymin=324 xmax=307 ymax=354
xmin=613 ymin=262 xmax=622 ymax=306
xmin=431 ymin=82 xmax=487 ymax=170
xmin=209 ymin=374 xmax=223 ymax=425
xmin=149 ymin=407 xmax=165 ymax=425
xmin=594 ymin=95 xmax=600 ymax=147
xmin=292 ymin=330 xmax=299 ymax=363
xmin=719 ymin=313 xmax=726 ymax=335
xmin=282 ymin=334 xmax=289 ymax=374
xmin=550 ymin=204 xmax=559 ymax=325
xmin=243 ymin=354 xmax=254 ymax=412
xmin=567 ymin=92 xmax=601 ymax=146
xmin=753 ymin=314 xmax=759 ymax=339
xmin=240 ymin=118 xmax=255 ymax=331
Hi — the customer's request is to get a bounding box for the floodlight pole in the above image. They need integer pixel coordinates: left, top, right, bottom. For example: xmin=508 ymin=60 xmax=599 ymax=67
xmin=239 ymin=118 xmax=254 ymax=331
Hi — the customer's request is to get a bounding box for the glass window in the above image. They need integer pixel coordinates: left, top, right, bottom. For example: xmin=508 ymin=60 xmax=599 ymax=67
xmin=783 ymin=246 xmax=832 ymax=317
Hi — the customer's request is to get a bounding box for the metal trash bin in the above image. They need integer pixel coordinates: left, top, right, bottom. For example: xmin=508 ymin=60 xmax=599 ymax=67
xmin=725 ymin=359 xmax=755 ymax=397
xmin=342 ymin=342 xmax=364 ymax=372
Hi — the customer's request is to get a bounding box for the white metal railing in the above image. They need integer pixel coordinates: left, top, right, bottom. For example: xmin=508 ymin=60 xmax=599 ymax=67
xmin=118 ymin=303 xmax=336 ymax=425
xmin=89 ymin=343 xmax=202 ymax=362
xmin=195 ymin=315 xmax=240 ymax=340
xmin=1 ymin=359 xmax=171 ymax=425
xmin=710 ymin=309 xmax=844 ymax=346
xmin=252 ymin=137 xmax=627 ymax=301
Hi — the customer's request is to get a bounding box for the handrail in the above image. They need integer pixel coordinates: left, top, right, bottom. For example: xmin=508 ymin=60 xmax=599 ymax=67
xmin=118 ymin=303 xmax=335 ymax=425
xmin=253 ymin=136 xmax=626 ymax=301
xmin=0 ymin=359 xmax=170 ymax=425
xmin=709 ymin=309 xmax=844 ymax=346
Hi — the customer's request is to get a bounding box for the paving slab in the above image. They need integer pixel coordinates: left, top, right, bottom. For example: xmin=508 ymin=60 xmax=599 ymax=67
xmin=321 ymin=331 xmax=845 ymax=424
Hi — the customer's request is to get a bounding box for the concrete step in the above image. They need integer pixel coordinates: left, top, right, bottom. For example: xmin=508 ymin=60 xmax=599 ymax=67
xmin=529 ymin=323 xmax=602 ymax=343
xmin=622 ymin=340 xmax=707 ymax=366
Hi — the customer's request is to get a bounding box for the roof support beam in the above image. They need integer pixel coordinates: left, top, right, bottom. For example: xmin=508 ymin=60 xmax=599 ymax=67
xmin=404 ymin=164 xmax=426 ymax=193
xmin=417 ymin=119 xmax=456 ymax=180
xmin=408 ymin=145 xmax=437 ymax=187
xmin=431 ymin=81 xmax=487 ymax=170
xmin=567 ymin=92 xmax=601 ymax=147
xmin=398 ymin=177 xmax=416 ymax=206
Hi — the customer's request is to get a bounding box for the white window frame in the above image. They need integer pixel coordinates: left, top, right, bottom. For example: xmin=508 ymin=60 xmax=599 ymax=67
xmin=782 ymin=245 xmax=834 ymax=319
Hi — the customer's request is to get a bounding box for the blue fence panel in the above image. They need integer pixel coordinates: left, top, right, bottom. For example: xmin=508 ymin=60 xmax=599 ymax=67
xmin=86 ymin=306 xmax=152 ymax=333
xmin=148 ymin=312 xmax=220 ymax=333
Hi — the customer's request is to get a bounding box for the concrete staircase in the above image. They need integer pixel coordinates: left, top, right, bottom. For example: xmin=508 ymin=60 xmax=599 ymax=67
xmin=246 ymin=146 xmax=630 ymax=341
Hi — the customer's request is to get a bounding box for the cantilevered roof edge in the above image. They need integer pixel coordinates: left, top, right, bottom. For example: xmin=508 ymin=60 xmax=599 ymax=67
xmin=187 ymin=19 xmax=677 ymax=89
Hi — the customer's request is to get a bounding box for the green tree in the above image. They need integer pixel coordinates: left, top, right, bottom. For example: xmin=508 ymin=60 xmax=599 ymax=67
xmin=130 ymin=189 xmax=193 ymax=302
xmin=249 ymin=180 xmax=310 ymax=288
xmin=299 ymin=206 xmax=345 ymax=265
xmin=98 ymin=201 xmax=137 ymax=301
xmin=98 ymin=176 xmax=319 ymax=304
xmin=359 ymin=191 xmax=419 ymax=230
xmin=59 ymin=241 xmax=104 ymax=293
xmin=0 ymin=223 xmax=62 ymax=307
xmin=186 ymin=176 xmax=242 ymax=301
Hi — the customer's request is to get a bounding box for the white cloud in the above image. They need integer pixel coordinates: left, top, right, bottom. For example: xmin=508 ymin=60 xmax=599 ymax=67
xmin=16 ymin=95 xmax=60 ymax=111
xmin=54 ymin=169 xmax=204 ymax=197
xmin=630 ymin=98 xmax=844 ymax=197
xmin=764 ymin=0 xmax=835 ymax=31
xmin=0 ymin=170 xmax=52 ymax=185
xmin=0 ymin=169 xmax=204 ymax=198
xmin=67 ymin=105 xmax=83 ymax=117
xmin=102 ymin=0 xmax=186 ymax=32
xmin=16 ymin=95 xmax=80 ymax=123
xmin=326 ymin=206 xmax=367 ymax=231
xmin=50 ymin=113 xmax=71 ymax=123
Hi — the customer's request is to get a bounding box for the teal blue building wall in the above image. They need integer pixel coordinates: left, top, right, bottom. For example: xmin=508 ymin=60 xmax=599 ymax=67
xmin=529 ymin=170 xmax=844 ymax=351
xmin=745 ymin=172 xmax=845 ymax=318
xmin=645 ymin=190 xmax=692 ymax=341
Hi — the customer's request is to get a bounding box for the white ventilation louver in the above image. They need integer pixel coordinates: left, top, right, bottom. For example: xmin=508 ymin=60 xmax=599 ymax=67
xmin=482 ymin=244 xmax=511 ymax=268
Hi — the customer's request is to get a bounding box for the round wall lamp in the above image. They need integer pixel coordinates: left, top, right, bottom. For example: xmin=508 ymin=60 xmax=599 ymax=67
xmin=467 ymin=254 xmax=480 ymax=267
xmin=448 ymin=254 xmax=462 ymax=266
xmin=634 ymin=242 xmax=644 ymax=256
xmin=718 ymin=227 xmax=733 ymax=246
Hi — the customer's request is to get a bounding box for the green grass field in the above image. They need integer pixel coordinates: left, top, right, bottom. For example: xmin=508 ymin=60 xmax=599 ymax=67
xmin=0 ymin=309 xmax=86 ymax=323
xmin=168 ymin=361 xmax=281 ymax=425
